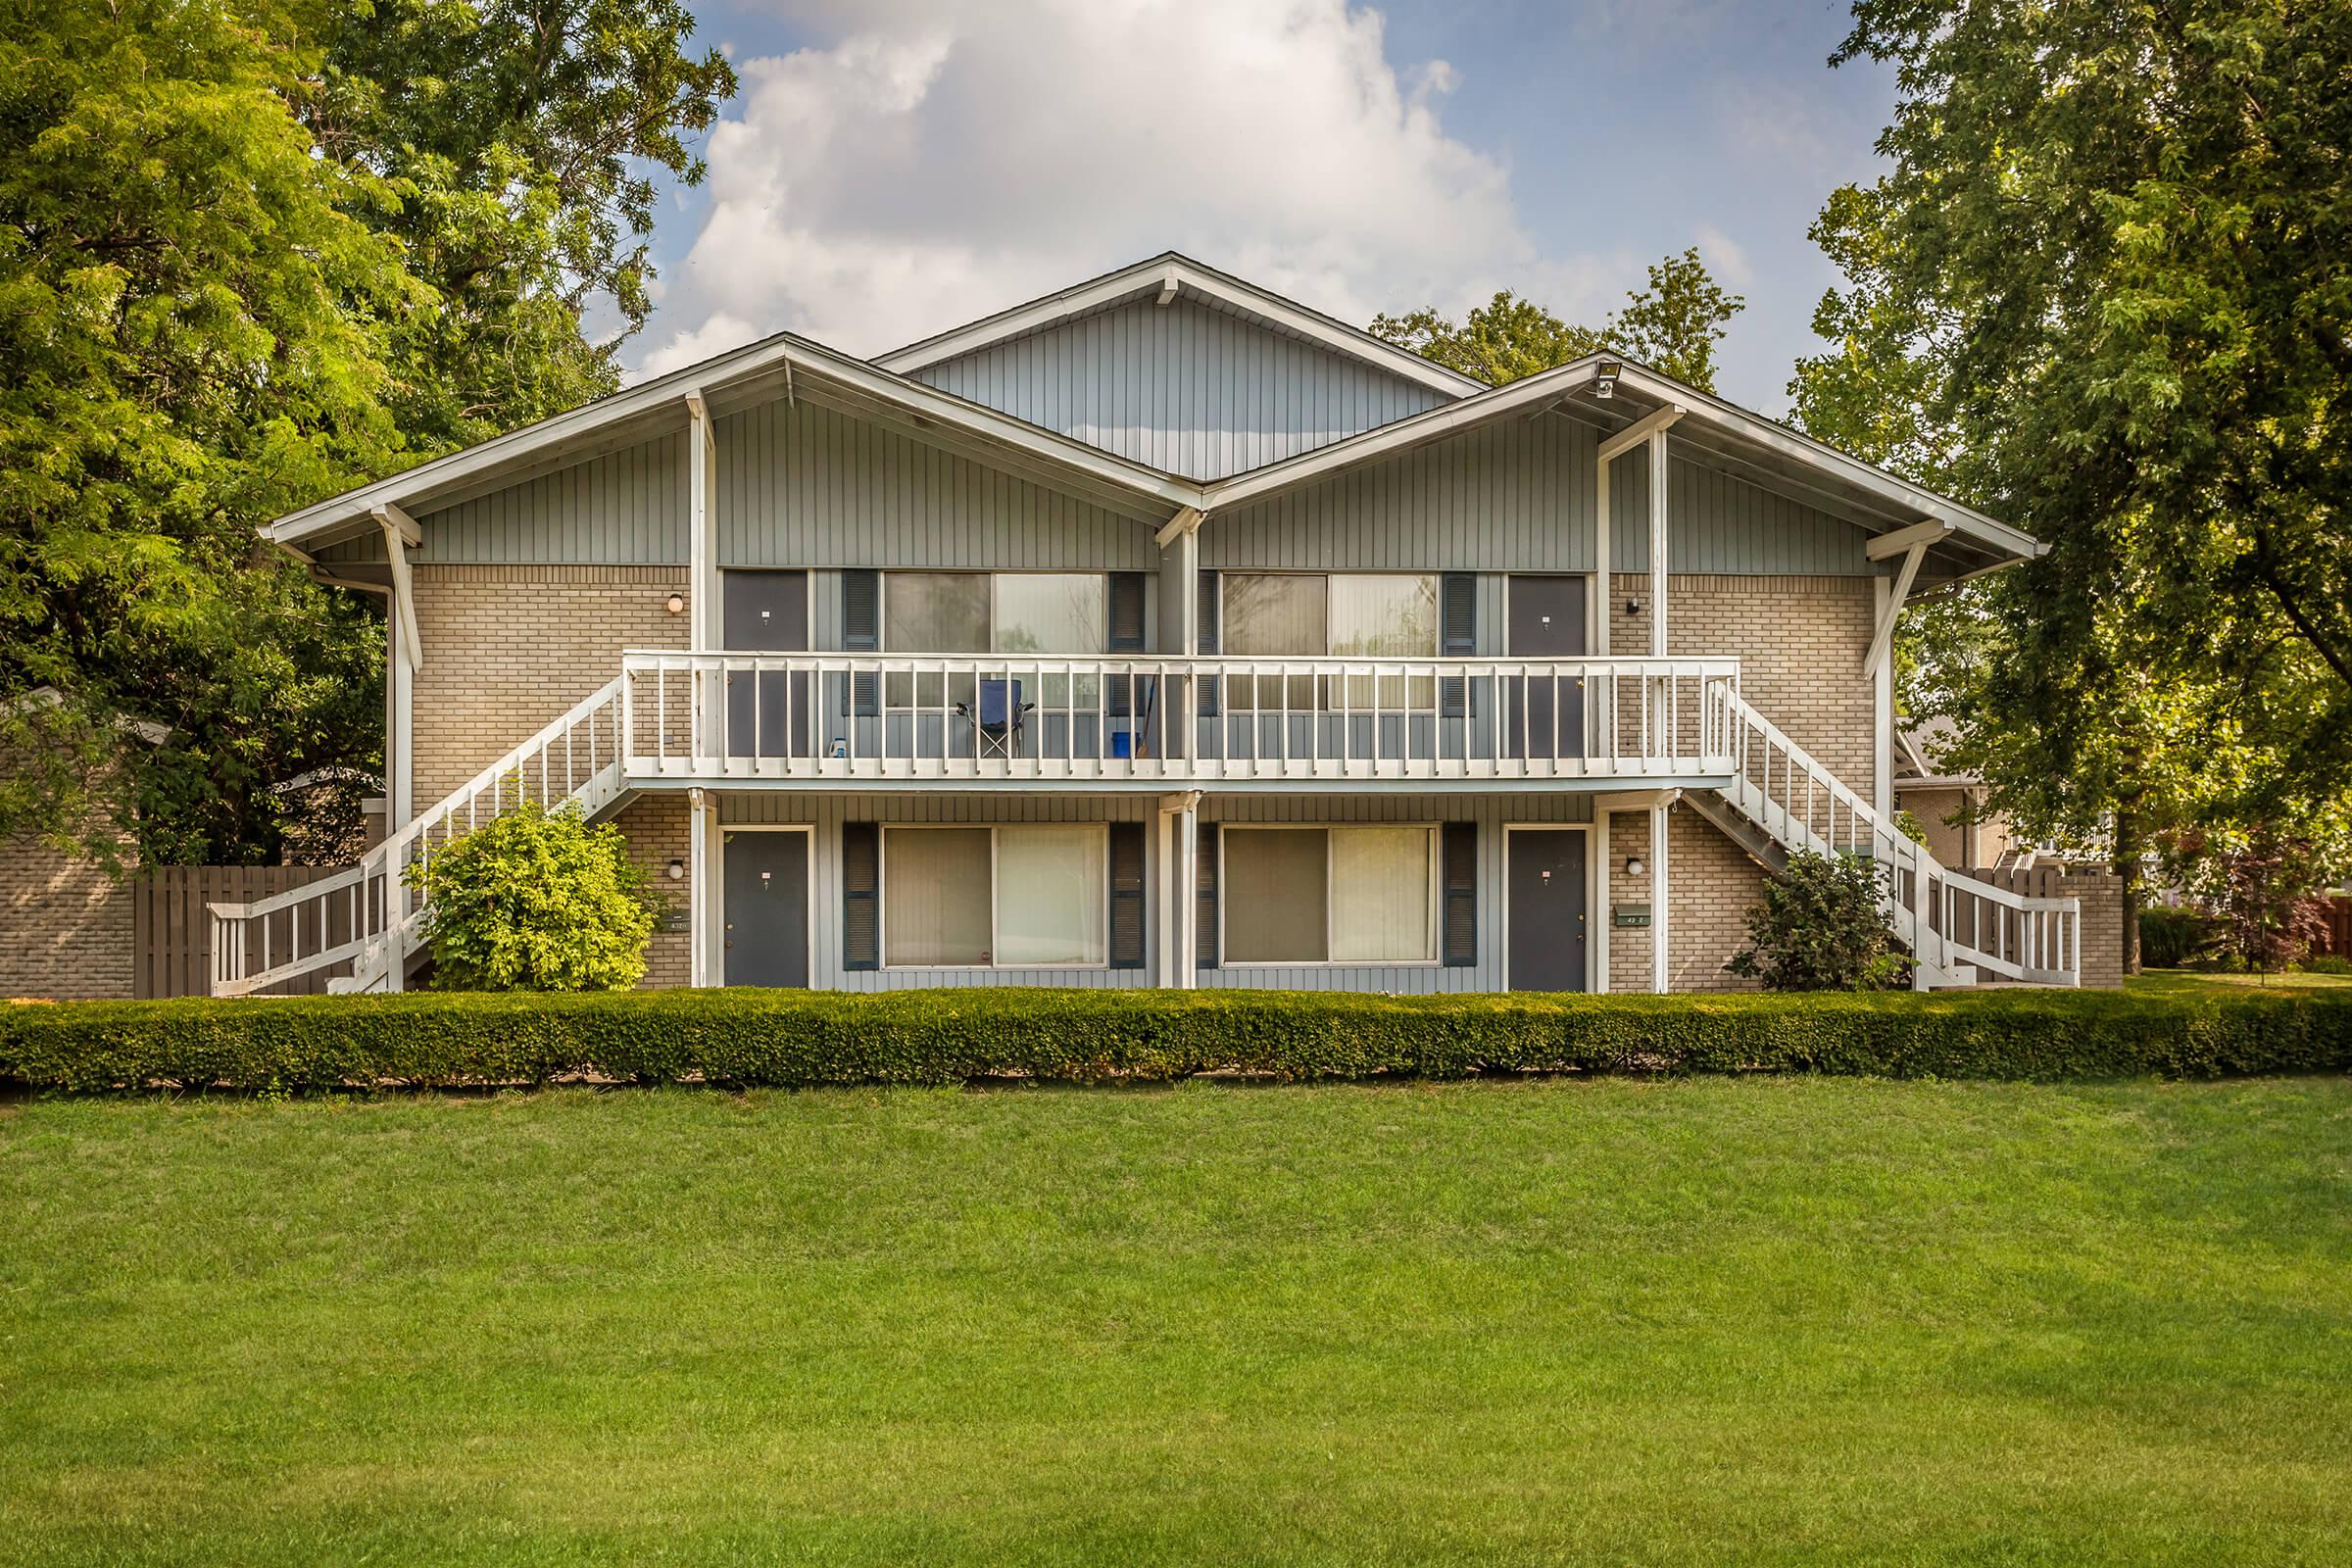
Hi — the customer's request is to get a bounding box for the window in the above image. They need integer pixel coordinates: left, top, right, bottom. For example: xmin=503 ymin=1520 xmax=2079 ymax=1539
xmin=882 ymin=573 xmax=1104 ymax=708
xmin=1222 ymin=574 xmax=1439 ymax=710
xmin=1221 ymin=825 xmax=1437 ymax=964
xmin=882 ymin=825 xmax=1107 ymax=967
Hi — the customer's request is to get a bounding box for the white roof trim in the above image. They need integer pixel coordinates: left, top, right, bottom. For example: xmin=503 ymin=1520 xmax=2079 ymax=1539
xmin=873 ymin=252 xmax=1489 ymax=399
xmin=268 ymin=328 xmax=1204 ymax=547
xmin=1198 ymin=355 xmax=2045 ymax=563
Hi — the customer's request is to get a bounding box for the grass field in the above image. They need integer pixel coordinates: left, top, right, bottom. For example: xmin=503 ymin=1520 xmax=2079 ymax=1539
xmin=2126 ymin=965 xmax=2352 ymax=996
xmin=3 ymin=1077 xmax=2348 ymax=1565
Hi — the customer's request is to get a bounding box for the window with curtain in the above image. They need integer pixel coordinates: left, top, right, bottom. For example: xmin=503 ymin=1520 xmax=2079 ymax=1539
xmin=1221 ymin=825 xmax=1437 ymax=964
xmin=881 ymin=825 xmax=1106 ymax=967
xmin=881 ymin=573 xmax=1105 ymax=708
xmin=1222 ymin=574 xmax=1439 ymax=710
xmin=995 ymin=574 xmax=1104 ymax=708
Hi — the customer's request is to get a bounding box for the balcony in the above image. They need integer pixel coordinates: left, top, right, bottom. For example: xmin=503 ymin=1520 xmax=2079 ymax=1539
xmin=619 ymin=653 xmax=1740 ymax=789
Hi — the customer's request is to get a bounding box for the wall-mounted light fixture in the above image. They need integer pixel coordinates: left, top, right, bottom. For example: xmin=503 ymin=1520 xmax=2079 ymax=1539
xmin=1594 ymin=358 xmax=1622 ymax=400
xmin=1625 ymin=856 xmax=1645 ymax=878
xmin=1625 ymin=597 xmax=1643 ymax=616
xmin=664 ymin=591 xmax=686 ymax=615
xmin=665 ymin=858 xmax=686 ymax=880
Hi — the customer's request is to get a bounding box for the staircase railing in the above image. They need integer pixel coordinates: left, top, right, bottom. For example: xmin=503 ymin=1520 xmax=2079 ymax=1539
xmin=209 ymin=678 xmax=628 ymax=997
xmin=1709 ymin=685 xmax=2079 ymax=986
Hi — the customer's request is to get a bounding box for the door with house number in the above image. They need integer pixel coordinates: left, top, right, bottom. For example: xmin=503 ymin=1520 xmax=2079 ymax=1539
xmin=1506 ymin=574 xmax=1588 ymax=759
xmin=722 ymin=831 xmax=808 ymax=987
xmin=1507 ymin=829 xmax=1588 ymax=991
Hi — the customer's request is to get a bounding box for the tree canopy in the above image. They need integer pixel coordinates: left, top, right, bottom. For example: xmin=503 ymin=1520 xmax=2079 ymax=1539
xmin=1372 ymin=248 xmax=1745 ymax=390
xmin=1791 ymin=0 xmax=2352 ymax=962
xmin=0 ymin=0 xmax=733 ymax=864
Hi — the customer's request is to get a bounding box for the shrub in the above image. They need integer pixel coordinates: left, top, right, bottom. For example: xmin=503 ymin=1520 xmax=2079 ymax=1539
xmin=1728 ymin=850 xmax=1910 ymax=991
xmin=406 ymin=798 xmax=659 ymax=991
xmin=5 ymin=986 xmax=2348 ymax=1095
xmin=2140 ymin=906 xmax=2226 ymax=969
xmin=2305 ymin=955 xmax=2352 ymax=976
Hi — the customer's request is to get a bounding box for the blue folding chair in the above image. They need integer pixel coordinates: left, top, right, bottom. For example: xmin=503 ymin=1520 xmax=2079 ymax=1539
xmin=956 ymin=677 xmax=1032 ymax=759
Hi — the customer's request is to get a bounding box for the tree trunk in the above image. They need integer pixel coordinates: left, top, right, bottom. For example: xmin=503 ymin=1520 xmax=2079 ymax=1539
xmin=2112 ymin=808 xmax=2142 ymax=976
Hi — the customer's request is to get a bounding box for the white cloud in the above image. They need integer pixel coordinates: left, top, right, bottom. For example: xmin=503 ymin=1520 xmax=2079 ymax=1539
xmin=1694 ymin=223 xmax=1755 ymax=292
xmin=629 ymin=0 xmax=1615 ymax=381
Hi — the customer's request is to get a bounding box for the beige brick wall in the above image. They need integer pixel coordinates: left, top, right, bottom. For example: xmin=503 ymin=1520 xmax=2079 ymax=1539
xmin=1604 ymin=806 xmax=1769 ymax=994
xmin=1896 ymin=785 xmax=2022 ymax=871
xmin=615 ymin=793 xmax=691 ymax=989
xmin=1615 ymin=572 xmax=1882 ymax=799
xmin=1 ymin=834 xmax=134 ymax=1001
xmin=410 ymin=564 xmax=689 ymax=805
xmin=1605 ymin=810 xmax=1650 ymax=993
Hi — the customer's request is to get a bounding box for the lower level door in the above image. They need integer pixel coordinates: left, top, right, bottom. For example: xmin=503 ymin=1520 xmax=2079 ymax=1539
xmin=1507 ymin=828 xmax=1589 ymax=991
xmin=723 ymin=830 xmax=809 ymax=987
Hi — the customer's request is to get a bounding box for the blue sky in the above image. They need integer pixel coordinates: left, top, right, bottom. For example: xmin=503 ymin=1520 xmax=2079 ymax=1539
xmin=631 ymin=2 xmax=1896 ymax=416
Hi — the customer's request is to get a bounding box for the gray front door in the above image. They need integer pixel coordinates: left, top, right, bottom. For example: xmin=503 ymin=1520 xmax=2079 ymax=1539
xmin=1507 ymin=829 xmax=1588 ymax=992
xmin=722 ymin=570 xmax=809 ymax=759
xmin=723 ymin=830 xmax=808 ymax=987
xmin=1506 ymin=575 xmax=1588 ymax=759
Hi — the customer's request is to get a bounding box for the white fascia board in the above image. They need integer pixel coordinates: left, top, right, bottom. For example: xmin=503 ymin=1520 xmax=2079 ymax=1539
xmin=874 ymin=254 xmax=1487 ymax=398
xmin=267 ymin=329 xmax=1204 ymax=548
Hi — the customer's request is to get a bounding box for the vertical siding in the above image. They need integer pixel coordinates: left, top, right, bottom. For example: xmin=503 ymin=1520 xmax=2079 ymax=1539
xmin=718 ymin=792 xmax=1159 ymax=990
xmin=910 ymin=297 xmax=1449 ymax=480
xmin=717 ymin=401 xmax=1158 ymax=569
xmin=408 ymin=433 xmax=688 ymax=564
xmin=710 ymin=789 xmax=1597 ymax=995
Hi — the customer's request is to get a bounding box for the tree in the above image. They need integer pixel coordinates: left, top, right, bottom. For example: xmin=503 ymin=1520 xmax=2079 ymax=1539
xmin=0 ymin=1 xmax=735 ymax=865
xmin=1790 ymin=1 xmax=2352 ymax=972
xmin=1372 ymin=248 xmax=1744 ymax=390
xmin=1727 ymin=850 xmax=1910 ymax=992
xmin=409 ymin=796 xmax=658 ymax=990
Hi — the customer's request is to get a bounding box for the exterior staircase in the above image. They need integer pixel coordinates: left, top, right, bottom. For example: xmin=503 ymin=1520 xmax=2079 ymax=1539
xmin=209 ymin=679 xmax=630 ymax=997
xmin=1697 ymin=685 xmax=2081 ymax=987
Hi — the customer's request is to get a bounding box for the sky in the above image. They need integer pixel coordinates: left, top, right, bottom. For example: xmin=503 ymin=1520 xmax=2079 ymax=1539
xmin=626 ymin=0 xmax=1898 ymax=416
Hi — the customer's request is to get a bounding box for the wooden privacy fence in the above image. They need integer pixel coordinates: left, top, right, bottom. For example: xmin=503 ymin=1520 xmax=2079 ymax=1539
xmin=130 ymin=864 xmax=358 ymax=998
xmin=2323 ymin=896 xmax=2352 ymax=959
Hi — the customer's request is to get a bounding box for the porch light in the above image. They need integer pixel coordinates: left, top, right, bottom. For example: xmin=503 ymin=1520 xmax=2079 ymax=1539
xmin=1594 ymin=358 xmax=1622 ymax=400
xmin=1626 ymin=856 xmax=1645 ymax=878
xmin=666 ymin=858 xmax=686 ymax=880
xmin=664 ymin=591 xmax=686 ymax=615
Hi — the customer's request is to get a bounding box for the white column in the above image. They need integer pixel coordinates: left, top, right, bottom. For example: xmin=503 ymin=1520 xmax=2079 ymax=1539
xmin=1649 ymin=803 xmax=1670 ymax=994
xmin=1177 ymin=804 xmax=1200 ymax=985
xmin=688 ymin=788 xmax=711 ymax=988
xmin=1872 ymin=575 xmax=1893 ymax=816
xmin=1592 ymin=807 xmax=1612 ymax=992
xmin=686 ymin=392 xmax=714 ymax=650
xmin=1592 ymin=454 xmax=1611 ymax=658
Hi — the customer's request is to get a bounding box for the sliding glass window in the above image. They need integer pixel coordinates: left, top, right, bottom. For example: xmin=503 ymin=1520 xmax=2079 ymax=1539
xmin=1222 ymin=574 xmax=1439 ymax=710
xmin=1221 ymin=824 xmax=1437 ymax=964
xmin=882 ymin=825 xmax=1107 ymax=968
xmin=882 ymin=573 xmax=1104 ymax=708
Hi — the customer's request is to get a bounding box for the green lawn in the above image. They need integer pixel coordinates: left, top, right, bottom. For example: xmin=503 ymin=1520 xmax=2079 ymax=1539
xmin=2126 ymin=965 xmax=2352 ymax=997
xmin=3 ymin=1078 xmax=2348 ymax=1566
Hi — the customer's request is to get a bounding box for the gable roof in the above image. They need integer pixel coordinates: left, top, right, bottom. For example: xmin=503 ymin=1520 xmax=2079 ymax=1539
xmin=874 ymin=251 xmax=1490 ymax=400
xmin=264 ymin=257 xmax=2042 ymax=574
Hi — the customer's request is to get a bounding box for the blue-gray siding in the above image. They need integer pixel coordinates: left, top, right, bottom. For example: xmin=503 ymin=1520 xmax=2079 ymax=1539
xmin=909 ymin=296 xmax=1449 ymax=480
xmin=713 ymin=789 xmax=1594 ymax=994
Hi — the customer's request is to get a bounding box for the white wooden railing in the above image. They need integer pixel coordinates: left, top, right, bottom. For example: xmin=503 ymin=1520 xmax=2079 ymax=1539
xmin=619 ymin=652 xmax=1743 ymax=784
xmin=1709 ymin=685 xmax=2080 ymax=985
xmin=208 ymin=678 xmax=628 ymax=996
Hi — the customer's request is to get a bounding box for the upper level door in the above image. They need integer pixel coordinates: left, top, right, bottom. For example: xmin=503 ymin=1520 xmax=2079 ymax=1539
xmin=721 ymin=570 xmax=809 ymax=757
xmin=1506 ymin=575 xmax=1588 ymax=758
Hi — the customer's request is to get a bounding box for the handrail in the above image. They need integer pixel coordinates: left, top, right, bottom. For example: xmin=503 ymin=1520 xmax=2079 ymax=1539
xmin=1713 ymin=685 xmax=2080 ymax=986
xmin=209 ymin=678 xmax=627 ymax=996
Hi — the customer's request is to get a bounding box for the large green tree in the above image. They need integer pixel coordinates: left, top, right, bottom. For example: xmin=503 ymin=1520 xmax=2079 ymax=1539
xmin=1372 ymin=248 xmax=1745 ymax=390
xmin=0 ymin=0 xmax=732 ymax=864
xmin=1792 ymin=0 xmax=2352 ymax=968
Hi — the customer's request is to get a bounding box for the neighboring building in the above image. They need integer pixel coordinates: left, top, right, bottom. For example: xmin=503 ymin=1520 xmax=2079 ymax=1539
xmin=203 ymin=254 xmax=2095 ymax=997
xmin=1892 ymin=716 xmax=2022 ymax=870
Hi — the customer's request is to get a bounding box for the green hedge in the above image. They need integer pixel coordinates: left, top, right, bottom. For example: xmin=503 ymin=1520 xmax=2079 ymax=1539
xmin=5 ymin=987 xmax=2351 ymax=1093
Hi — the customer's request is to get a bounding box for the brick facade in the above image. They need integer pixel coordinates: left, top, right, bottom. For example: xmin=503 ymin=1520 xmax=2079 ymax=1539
xmin=409 ymin=564 xmax=691 ymax=987
xmin=410 ymin=564 xmax=689 ymax=805
xmin=1 ymin=833 xmax=134 ymax=1001
xmin=1668 ymin=808 xmax=1767 ymax=993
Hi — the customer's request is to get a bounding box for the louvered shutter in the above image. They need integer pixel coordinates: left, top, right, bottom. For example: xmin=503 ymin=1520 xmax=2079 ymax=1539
xmin=1441 ymin=572 xmax=1475 ymax=719
xmin=842 ymin=820 xmax=880 ymax=970
xmin=1107 ymin=821 xmax=1146 ymax=969
xmin=1196 ymin=569 xmax=1220 ymax=717
xmin=1442 ymin=821 xmax=1477 ymax=968
xmin=843 ymin=570 xmax=880 ymax=717
xmin=1195 ymin=823 xmax=1219 ymax=969
xmin=1107 ymin=572 xmax=1146 ymax=718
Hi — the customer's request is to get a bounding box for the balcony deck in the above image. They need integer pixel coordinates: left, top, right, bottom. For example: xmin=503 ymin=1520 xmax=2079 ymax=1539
xmin=618 ymin=652 xmax=1740 ymax=791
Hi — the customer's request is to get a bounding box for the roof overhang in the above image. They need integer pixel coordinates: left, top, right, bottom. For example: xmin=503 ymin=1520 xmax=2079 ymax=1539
xmin=1197 ymin=356 xmax=2044 ymax=575
xmin=269 ymin=328 xmax=1206 ymax=553
xmin=874 ymin=252 xmax=1490 ymax=400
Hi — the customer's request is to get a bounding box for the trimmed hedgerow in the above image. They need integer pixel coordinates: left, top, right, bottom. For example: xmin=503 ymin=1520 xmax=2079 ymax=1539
xmin=3 ymin=987 xmax=2350 ymax=1094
